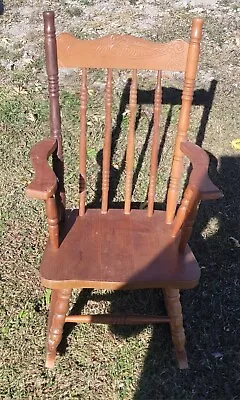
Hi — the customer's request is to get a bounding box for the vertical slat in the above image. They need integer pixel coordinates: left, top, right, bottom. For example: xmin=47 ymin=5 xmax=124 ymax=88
xmin=124 ymin=70 xmax=138 ymax=214
xmin=43 ymin=11 xmax=65 ymax=219
xmin=79 ymin=68 xmax=87 ymax=216
xmin=101 ymin=69 xmax=113 ymax=213
xmin=147 ymin=70 xmax=162 ymax=217
xmin=166 ymin=18 xmax=203 ymax=224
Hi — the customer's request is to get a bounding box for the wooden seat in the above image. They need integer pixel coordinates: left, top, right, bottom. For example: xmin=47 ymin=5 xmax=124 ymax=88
xmin=26 ymin=11 xmax=222 ymax=370
xmin=41 ymin=209 xmax=200 ymax=290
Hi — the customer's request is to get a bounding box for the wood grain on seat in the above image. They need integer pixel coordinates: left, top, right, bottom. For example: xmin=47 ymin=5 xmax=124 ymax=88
xmin=41 ymin=209 xmax=200 ymax=290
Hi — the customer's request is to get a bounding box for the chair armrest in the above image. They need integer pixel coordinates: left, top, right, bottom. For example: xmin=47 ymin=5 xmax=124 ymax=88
xmin=180 ymin=141 xmax=223 ymax=200
xmin=25 ymin=138 xmax=58 ymax=200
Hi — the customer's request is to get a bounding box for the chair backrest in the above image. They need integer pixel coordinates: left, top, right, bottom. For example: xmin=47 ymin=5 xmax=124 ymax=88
xmin=43 ymin=11 xmax=203 ymax=222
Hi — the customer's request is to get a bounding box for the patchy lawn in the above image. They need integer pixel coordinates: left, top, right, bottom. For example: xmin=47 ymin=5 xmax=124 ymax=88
xmin=0 ymin=0 xmax=239 ymax=399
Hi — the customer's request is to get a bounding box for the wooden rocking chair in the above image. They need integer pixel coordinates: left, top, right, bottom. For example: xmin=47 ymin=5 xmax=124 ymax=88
xmin=26 ymin=11 xmax=222 ymax=369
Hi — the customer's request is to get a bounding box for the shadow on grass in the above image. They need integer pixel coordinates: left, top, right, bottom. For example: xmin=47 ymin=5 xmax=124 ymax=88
xmin=0 ymin=1 xmax=4 ymax=15
xmin=57 ymin=78 xmax=239 ymax=398
xmin=129 ymin=153 xmax=240 ymax=400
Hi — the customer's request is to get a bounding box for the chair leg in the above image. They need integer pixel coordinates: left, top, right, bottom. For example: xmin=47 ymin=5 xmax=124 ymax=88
xmin=46 ymin=288 xmax=72 ymax=368
xmin=163 ymin=288 xmax=188 ymax=369
xmin=47 ymin=289 xmax=58 ymax=334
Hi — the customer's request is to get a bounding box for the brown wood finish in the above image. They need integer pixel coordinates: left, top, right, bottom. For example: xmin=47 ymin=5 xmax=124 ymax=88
xmin=101 ymin=68 xmax=113 ymax=213
xmin=47 ymin=289 xmax=58 ymax=334
xmin=41 ymin=209 xmax=200 ymax=290
xmin=26 ymin=13 xmax=223 ymax=369
xmin=44 ymin=12 xmax=65 ymax=215
xmin=166 ymin=18 xmax=203 ymax=224
xmin=171 ymin=185 xmax=196 ymax=238
xmin=79 ymin=68 xmax=88 ymax=216
xmin=148 ymin=70 xmax=162 ymax=217
xmin=172 ymin=142 xmax=222 ymax=241
xmin=25 ymin=138 xmax=57 ymax=200
xmin=180 ymin=141 xmax=223 ymax=200
xmin=163 ymin=288 xmax=188 ymax=369
xmin=46 ymin=288 xmax=72 ymax=368
xmin=65 ymin=315 xmax=170 ymax=324
xmin=57 ymin=33 xmax=189 ymax=71
xmin=45 ymin=197 xmax=59 ymax=249
xmin=179 ymin=194 xmax=201 ymax=253
xmin=124 ymin=70 xmax=137 ymax=214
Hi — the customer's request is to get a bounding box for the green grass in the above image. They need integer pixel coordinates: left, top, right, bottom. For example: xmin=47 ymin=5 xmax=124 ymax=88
xmin=0 ymin=2 xmax=240 ymax=399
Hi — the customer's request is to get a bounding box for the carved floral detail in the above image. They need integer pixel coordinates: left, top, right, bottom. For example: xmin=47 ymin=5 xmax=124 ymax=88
xmin=57 ymin=33 xmax=188 ymax=71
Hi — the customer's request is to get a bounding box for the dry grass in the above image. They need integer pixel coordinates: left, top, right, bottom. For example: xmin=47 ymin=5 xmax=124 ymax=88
xmin=0 ymin=1 xmax=240 ymax=399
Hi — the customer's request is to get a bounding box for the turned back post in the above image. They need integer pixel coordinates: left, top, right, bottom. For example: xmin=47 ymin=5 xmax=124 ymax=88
xmin=44 ymin=12 xmax=65 ymax=219
xmin=166 ymin=19 xmax=203 ymax=223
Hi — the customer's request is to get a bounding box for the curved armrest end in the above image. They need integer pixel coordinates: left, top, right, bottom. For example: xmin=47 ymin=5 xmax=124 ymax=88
xmin=181 ymin=141 xmax=223 ymax=200
xmin=25 ymin=138 xmax=58 ymax=200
